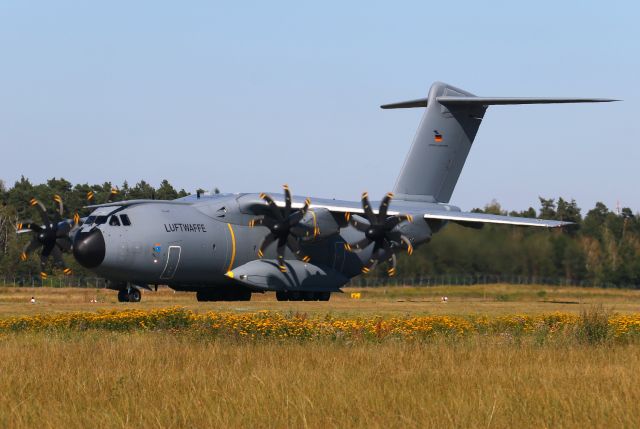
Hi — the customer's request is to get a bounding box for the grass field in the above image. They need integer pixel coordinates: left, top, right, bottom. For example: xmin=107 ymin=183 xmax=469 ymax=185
xmin=2 ymin=284 xmax=640 ymax=428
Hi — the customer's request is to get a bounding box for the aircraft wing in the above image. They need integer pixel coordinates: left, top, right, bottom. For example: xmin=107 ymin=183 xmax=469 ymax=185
xmin=277 ymin=195 xmax=571 ymax=228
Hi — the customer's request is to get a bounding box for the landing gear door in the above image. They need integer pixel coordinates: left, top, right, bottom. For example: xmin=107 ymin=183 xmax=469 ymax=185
xmin=160 ymin=245 xmax=181 ymax=280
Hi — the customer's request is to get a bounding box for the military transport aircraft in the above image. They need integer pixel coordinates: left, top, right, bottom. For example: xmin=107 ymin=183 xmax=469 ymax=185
xmin=18 ymin=82 xmax=616 ymax=302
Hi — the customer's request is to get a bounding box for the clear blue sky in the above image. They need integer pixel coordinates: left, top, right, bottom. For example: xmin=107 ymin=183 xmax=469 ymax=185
xmin=1 ymin=1 xmax=638 ymax=213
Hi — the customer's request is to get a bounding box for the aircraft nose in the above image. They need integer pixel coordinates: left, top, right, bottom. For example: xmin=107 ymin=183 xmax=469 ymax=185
xmin=73 ymin=229 xmax=106 ymax=268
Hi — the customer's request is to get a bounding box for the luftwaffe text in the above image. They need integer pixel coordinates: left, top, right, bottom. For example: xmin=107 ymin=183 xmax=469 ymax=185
xmin=164 ymin=223 xmax=207 ymax=233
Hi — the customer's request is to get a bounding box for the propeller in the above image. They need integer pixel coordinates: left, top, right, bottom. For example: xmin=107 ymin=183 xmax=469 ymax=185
xmin=344 ymin=192 xmax=414 ymax=277
xmin=248 ymin=184 xmax=312 ymax=272
xmin=74 ymin=187 xmax=119 ymax=226
xmin=17 ymin=196 xmax=74 ymax=279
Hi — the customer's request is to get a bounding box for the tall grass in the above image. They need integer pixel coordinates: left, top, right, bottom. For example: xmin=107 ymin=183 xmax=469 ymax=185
xmin=1 ymin=333 xmax=639 ymax=428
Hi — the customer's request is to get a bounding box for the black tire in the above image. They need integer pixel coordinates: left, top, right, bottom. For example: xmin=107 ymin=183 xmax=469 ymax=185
xmin=276 ymin=291 xmax=289 ymax=301
xmin=317 ymin=292 xmax=331 ymax=301
xmin=288 ymin=291 xmax=303 ymax=301
xmin=302 ymin=291 xmax=316 ymax=301
xmin=128 ymin=288 xmax=141 ymax=302
xmin=117 ymin=289 xmax=129 ymax=302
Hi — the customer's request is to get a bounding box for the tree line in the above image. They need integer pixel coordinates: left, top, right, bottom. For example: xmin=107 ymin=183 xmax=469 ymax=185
xmin=1 ymin=177 xmax=639 ymax=288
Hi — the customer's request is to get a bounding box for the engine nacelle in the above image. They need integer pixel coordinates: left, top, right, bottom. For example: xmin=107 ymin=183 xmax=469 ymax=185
xmin=294 ymin=208 xmax=340 ymax=241
xmin=395 ymin=216 xmax=432 ymax=246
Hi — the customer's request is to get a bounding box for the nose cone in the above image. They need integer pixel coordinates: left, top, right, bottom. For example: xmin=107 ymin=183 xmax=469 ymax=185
xmin=73 ymin=229 xmax=106 ymax=268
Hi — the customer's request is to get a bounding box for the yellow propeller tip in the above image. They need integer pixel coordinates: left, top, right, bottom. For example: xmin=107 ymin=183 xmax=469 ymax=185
xmin=225 ymin=271 xmax=234 ymax=278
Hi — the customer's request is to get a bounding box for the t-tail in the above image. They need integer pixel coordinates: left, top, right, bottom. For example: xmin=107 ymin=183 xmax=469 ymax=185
xmin=386 ymin=81 xmax=616 ymax=203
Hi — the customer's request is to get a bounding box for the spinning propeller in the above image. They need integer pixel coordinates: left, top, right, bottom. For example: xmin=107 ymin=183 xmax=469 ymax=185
xmin=249 ymin=184 xmax=312 ymax=272
xmin=344 ymin=192 xmax=414 ymax=277
xmin=17 ymin=196 xmax=74 ymax=279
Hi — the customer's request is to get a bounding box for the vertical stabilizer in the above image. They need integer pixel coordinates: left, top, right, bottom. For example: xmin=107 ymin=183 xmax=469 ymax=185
xmin=390 ymin=82 xmax=486 ymax=203
xmin=385 ymin=82 xmax=615 ymax=203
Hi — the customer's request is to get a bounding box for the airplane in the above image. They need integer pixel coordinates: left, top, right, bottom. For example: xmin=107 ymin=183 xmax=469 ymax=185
xmin=21 ymin=82 xmax=616 ymax=302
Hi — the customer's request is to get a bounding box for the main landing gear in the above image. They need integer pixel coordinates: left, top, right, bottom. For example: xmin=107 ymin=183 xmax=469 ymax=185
xmin=117 ymin=287 xmax=141 ymax=303
xmin=275 ymin=291 xmax=331 ymax=301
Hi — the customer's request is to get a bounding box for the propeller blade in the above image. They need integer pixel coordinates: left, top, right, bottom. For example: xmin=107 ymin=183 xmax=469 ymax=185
xmin=283 ymin=184 xmax=292 ymax=217
xmin=108 ymin=188 xmax=119 ymax=202
xmin=361 ymin=257 xmax=378 ymax=274
xmin=361 ymin=192 xmax=375 ymax=222
xmin=51 ymin=246 xmax=65 ymax=268
xmin=41 ymin=242 xmax=55 ymax=259
xmin=73 ymin=212 xmax=80 ymax=226
xmin=287 ymin=235 xmax=311 ymax=262
xmin=21 ymin=240 xmax=40 ymax=260
xmin=30 ymin=198 xmax=50 ymax=226
xmin=378 ymin=192 xmax=394 ymax=220
xmin=257 ymin=233 xmax=277 ymax=258
xmin=86 ymin=191 xmax=95 ymax=203
xmin=16 ymin=221 xmax=42 ymax=233
xmin=276 ymin=236 xmax=287 ymax=272
xmin=249 ymin=217 xmax=277 ymax=230
xmin=53 ymin=194 xmax=64 ymax=218
xmin=259 ymin=193 xmax=284 ymax=221
xmin=384 ymin=214 xmax=413 ymax=230
xmin=399 ymin=235 xmax=414 ymax=255
xmin=386 ymin=253 xmax=397 ymax=277
xmin=344 ymin=237 xmax=372 ymax=252
xmin=347 ymin=213 xmax=371 ymax=233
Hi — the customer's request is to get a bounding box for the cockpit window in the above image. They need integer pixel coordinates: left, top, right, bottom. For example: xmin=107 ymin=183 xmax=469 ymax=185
xmin=120 ymin=214 xmax=131 ymax=226
xmin=95 ymin=216 xmax=108 ymax=225
xmin=83 ymin=216 xmax=96 ymax=226
xmin=109 ymin=216 xmax=121 ymax=226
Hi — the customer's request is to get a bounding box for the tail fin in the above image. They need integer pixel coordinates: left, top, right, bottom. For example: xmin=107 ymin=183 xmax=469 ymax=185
xmin=387 ymin=82 xmax=616 ymax=203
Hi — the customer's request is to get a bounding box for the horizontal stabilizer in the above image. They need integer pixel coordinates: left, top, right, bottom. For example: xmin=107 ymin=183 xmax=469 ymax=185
xmin=381 ymin=96 xmax=617 ymax=109
xmin=437 ymin=96 xmax=618 ymax=105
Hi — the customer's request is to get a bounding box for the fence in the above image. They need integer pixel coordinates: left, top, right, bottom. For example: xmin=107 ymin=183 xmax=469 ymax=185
xmin=1 ymin=276 xmax=109 ymax=288
xmin=348 ymin=274 xmax=638 ymax=289
xmin=2 ymin=273 xmax=637 ymax=289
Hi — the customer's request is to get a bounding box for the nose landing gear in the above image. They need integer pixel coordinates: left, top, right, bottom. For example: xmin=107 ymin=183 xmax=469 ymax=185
xmin=117 ymin=287 xmax=142 ymax=303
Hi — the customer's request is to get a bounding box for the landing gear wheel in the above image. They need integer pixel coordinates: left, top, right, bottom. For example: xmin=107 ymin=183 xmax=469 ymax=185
xmin=302 ymin=291 xmax=316 ymax=301
xmin=276 ymin=291 xmax=289 ymax=301
xmin=117 ymin=289 xmax=129 ymax=302
xmin=128 ymin=288 xmax=141 ymax=302
xmin=288 ymin=291 xmax=303 ymax=301
xmin=317 ymin=292 xmax=331 ymax=301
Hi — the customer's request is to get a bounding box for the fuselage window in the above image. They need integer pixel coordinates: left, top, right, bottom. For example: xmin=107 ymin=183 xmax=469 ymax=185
xmin=109 ymin=216 xmax=121 ymax=226
xmin=120 ymin=214 xmax=131 ymax=226
xmin=84 ymin=216 xmax=96 ymax=226
xmin=95 ymin=216 xmax=108 ymax=225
